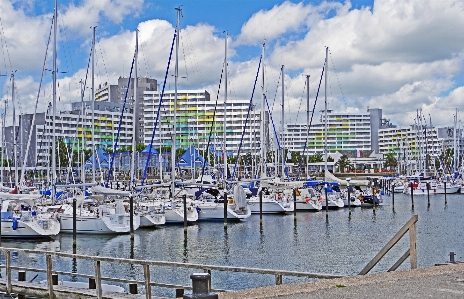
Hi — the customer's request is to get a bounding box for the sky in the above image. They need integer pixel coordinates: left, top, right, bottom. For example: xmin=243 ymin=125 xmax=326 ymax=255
xmin=1 ymin=0 xmax=464 ymax=133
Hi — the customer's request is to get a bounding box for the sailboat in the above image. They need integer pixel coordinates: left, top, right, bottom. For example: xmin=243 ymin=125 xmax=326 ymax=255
xmin=322 ymin=47 xmax=344 ymax=210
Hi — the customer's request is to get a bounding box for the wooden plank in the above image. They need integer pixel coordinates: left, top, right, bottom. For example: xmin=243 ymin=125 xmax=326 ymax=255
xmin=143 ymin=264 xmax=151 ymax=299
xmin=46 ymin=254 xmax=54 ymax=299
xmin=409 ymin=222 xmax=418 ymax=269
xmin=94 ymin=260 xmax=102 ymax=299
xmin=359 ymin=215 xmax=418 ymax=275
xmin=388 ymin=250 xmax=410 ymax=272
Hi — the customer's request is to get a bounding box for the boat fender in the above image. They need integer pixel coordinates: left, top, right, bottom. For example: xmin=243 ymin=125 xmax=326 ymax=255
xmin=228 ymin=199 xmax=234 ymax=204
xmin=196 ymin=206 xmax=201 ymax=213
xmin=305 ymin=197 xmax=310 ymax=203
xmin=12 ymin=218 xmax=18 ymax=230
xmin=318 ymin=196 xmax=322 ymax=201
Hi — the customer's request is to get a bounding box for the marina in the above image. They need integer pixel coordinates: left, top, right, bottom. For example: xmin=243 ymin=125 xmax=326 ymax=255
xmin=0 ymin=192 xmax=461 ymax=298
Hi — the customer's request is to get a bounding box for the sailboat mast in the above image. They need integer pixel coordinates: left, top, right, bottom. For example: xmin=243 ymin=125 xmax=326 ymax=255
xmin=281 ymin=65 xmax=285 ymax=178
xmin=91 ymin=26 xmax=96 ymax=183
xmin=454 ymin=109 xmax=457 ymax=172
xmin=171 ymin=7 xmax=181 ymax=196
xmin=260 ymin=42 xmax=266 ymax=177
xmin=12 ymin=73 xmax=18 ymax=187
xmin=223 ymin=32 xmax=228 ymax=182
xmin=306 ymin=75 xmax=310 ymax=177
xmin=51 ymin=0 xmax=57 ymax=202
xmin=130 ymin=30 xmax=138 ymax=187
xmin=324 ymin=47 xmax=328 ymax=177
xmin=80 ymin=80 xmax=85 ymax=183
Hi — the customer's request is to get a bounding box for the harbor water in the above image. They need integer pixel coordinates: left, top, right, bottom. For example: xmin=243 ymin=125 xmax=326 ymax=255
xmin=2 ymin=192 xmax=463 ymax=297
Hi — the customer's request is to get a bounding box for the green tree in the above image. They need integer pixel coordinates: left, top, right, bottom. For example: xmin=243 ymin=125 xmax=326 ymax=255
xmin=309 ymin=153 xmax=323 ymax=163
xmin=335 ymin=154 xmax=353 ymax=172
xmin=383 ymin=152 xmax=398 ymax=171
xmin=136 ymin=143 xmax=145 ymax=152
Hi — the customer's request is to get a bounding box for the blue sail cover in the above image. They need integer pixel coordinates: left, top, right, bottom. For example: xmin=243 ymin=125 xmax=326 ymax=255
xmin=141 ymin=146 xmax=159 ymax=154
xmin=177 ymin=146 xmax=208 ymax=168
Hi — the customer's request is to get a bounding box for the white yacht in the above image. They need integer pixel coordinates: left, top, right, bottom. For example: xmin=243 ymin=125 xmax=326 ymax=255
xmin=1 ymin=199 xmax=60 ymax=238
xmin=247 ymin=187 xmax=294 ymax=214
xmin=293 ymin=188 xmax=322 ymax=212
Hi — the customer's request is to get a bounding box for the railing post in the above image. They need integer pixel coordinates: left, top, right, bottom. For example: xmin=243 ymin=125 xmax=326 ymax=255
xmin=46 ymin=254 xmax=54 ymax=299
xmin=409 ymin=220 xmax=417 ymax=269
xmin=94 ymin=260 xmax=102 ymax=299
xmin=143 ymin=264 xmax=151 ymax=299
xmin=6 ymin=250 xmax=11 ymax=294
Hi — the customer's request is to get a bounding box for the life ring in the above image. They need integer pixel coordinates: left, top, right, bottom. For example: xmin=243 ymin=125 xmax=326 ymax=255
xmin=305 ymin=197 xmax=310 ymax=203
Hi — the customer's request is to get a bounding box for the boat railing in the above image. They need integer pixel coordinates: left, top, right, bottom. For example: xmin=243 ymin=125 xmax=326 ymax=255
xmin=0 ymin=246 xmax=344 ymax=298
xmin=359 ymin=215 xmax=418 ymax=275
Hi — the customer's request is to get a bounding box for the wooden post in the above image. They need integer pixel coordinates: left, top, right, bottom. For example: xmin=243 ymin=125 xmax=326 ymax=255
xmin=325 ymin=184 xmax=328 ymax=221
xmin=73 ymin=196 xmax=77 ymax=248
xmin=129 ymin=283 xmax=138 ymax=294
xmin=410 ymin=182 xmax=414 ymax=210
xmin=275 ymin=274 xmax=282 ymax=285
xmin=347 ymin=183 xmax=351 ymax=215
xmin=259 ymin=190 xmax=263 ymax=224
xmin=223 ymin=191 xmax=228 ymax=228
xmin=89 ymin=278 xmax=96 ymax=289
xmin=46 ymin=254 xmax=54 ymax=299
xmin=6 ymin=250 xmax=11 ymax=294
xmin=444 ymin=182 xmax=447 ymax=204
xmin=392 ymin=183 xmax=395 ymax=208
xmin=143 ymin=264 xmax=151 ymax=299
xmin=293 ymin=189 xmax=297 ymax=219
xmin=409 ymin=220 xmax=418 ymax=269
xmin=183 ymin=194 xmax=187 ymax=232
xmin=18 ymin=271 xmax=26 ymax=299
xmin=130 ymin=195 xmax=134 ymax=240
xmin=372 ymin=186 xmax=376 ymax=211
xmin=427 ymin=182 xmax=430 ymax=208
xmin=175 ymin=289 xmax=184 ymax=298
xmin=94 ymin=260 xmax=102 ymax=299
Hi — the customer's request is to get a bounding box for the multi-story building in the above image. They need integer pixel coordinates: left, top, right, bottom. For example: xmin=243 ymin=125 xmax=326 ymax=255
xmin=95 ymin=77 xmax=157 ymax=144
xmin=142 ymin=89 xmax=261 ymax=155
xmin=283 ymin=108 xmax=386 ymax=155
xmin=4 ymin=101 xmax=133 ymax=168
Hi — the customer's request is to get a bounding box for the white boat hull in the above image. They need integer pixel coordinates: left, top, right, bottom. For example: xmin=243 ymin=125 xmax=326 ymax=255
xmin=1 ymin=218 xmax=60 ymax=238
xmin=196 ymin=202 xmax=251 ymax=220
xmin=139 ymin=213 xmax=166 ymax=227
xmin=247 ymin=200 xmax=294 ymax=214
xmin=295 ymin=200 xmax=322 ymax=211
xmin=164 ymin=207 xmax=198 ymax=224
xmin=60 ymin=214 xmax=140 ymax=234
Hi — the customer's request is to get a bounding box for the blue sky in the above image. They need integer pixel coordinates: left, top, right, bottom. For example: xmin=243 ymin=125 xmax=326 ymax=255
xmin=1 ymin=0 xmax=464 ymax=128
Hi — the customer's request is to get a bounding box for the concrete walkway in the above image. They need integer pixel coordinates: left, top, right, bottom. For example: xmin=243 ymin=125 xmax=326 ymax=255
xmin=219 ymin=263 xmax=464 ymax=299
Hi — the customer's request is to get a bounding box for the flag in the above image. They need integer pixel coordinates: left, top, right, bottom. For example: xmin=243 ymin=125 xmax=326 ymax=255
xmin=356 ymin=149 xmax=362 ymax=158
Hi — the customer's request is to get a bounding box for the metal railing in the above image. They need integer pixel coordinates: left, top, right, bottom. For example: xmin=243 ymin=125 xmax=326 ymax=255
xmin=0 ymin=247 xmax=344 ymax=299
xmin=359 ymin=215 xmax=418 ymax=275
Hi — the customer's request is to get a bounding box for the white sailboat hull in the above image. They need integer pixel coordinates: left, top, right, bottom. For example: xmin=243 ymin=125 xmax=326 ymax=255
xmin=247 ymin=199 xmax=294 ymax=214
xmin=164 ymin=207 xmax=198 ymax=224
xmin=60 ymin=214 xmax=140 ymax=234
xmin=196 ymin=202 xmax=251 ymax=220
xmin=295 ymin=200 xmax=322 ymax=211
xmin=139 ymin=213 xmax=166 ymax=227
xmin=1 ymin=218 xmax=60 ymax=238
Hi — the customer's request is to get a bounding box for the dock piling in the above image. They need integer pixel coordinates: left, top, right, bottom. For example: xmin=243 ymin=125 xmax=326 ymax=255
xmin=89 ymin=278 xmax=96 ymax=289
xmin=324 ymin=183 xmax=328 ymax=221
xmin=410 ymin=182 xmax=414 ymax=210
xmin=18 ymin=271 xmax=26 ymax=299
xmin=450 ymin=252 xmax=456 ymax=263
xmin=129 ymin=283 xmax=138 ymax=294
xmin=392 ymin=183 xmax=395 ymax=208
xmin=223 ymin=192 xmax=228 ymax=228
xmin=293 ymin=189 xmax=297 ymax=220
xmin=183 ymin=194 xmax=187 ymax=232
xmin=444 ymin=182 xmax=447 ymax=204
xmin=259 ymin=190 xmax=263 ymax=224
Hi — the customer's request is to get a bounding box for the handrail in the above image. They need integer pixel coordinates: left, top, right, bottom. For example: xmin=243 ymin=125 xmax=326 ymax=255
xmin=359 ymin=215 xmax=418 ymax=275
xmin=0 ymin=247 xmax=344 ymax=298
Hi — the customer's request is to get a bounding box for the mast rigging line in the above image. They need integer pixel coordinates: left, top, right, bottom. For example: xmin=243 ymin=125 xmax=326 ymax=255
xmin=32 ymin=103 xmax=52 ymax=184
xmin=230 ymin=55 xmax=262 ymax=185
xmin=264 ymin=94 xmax=290 ymax=181
xmin=106 ymin=55 xmax=135 ymax=186
xmin=200 ymin=62 xmax=225 ymax=182
xmin=141 ymin=32 xmax=177 ymax=186
xmin=20 ymin=16 xmax=53 ymax=186
xmin=296 ymin=63 xmax=325 ymax=181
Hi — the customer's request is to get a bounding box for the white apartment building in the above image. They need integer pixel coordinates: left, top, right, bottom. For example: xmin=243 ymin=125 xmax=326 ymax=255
xmin=283 ymin=108 xmax=383 ymax=155
xmin=142 ymin=89 xmax=261 ymax=155
xmin=5 ymin=101 xmax=133 ymax=168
